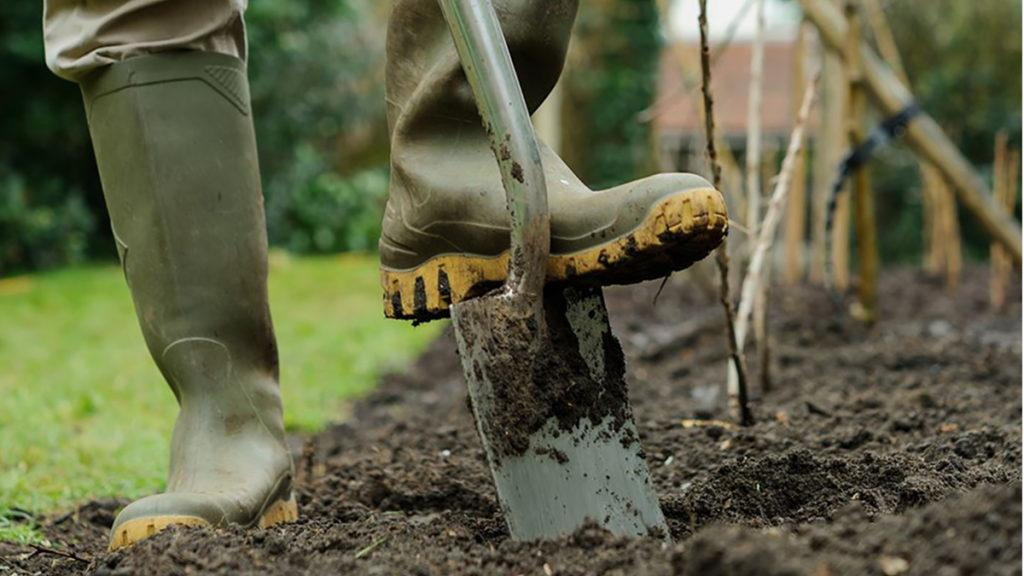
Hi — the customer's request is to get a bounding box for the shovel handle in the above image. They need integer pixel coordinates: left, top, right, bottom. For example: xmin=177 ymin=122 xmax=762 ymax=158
xmin=439 ymin=0 xmax=550 ymax=304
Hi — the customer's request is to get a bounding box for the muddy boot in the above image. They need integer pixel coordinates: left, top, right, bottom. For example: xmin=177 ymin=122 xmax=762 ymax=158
xmin=380 ymin=0 xmax=729 ymax=321
xmin=80 ymin=52 xmax=297 ymax=550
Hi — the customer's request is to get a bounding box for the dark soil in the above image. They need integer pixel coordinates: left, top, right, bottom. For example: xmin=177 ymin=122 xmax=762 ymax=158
xmin=2 ymin=266 xmax=1020 ymax=575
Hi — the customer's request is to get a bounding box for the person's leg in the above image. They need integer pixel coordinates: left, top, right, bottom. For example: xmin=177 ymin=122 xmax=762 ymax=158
xmin=44 ymin=1 xmax=296 ymax=550
xmin=44 ymin=0 xmax=247 ymax=82
xmin=380 ymin=0 xmax=729 ymax=321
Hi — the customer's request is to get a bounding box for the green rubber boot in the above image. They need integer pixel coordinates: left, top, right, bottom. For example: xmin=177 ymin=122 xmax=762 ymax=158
xmin=380 ymin=0 xmax=729 ymax=321
xmin=81 ymin=52 xmax=297 ymax=550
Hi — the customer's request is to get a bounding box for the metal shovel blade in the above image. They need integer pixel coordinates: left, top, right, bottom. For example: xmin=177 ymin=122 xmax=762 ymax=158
xmin=440 ymin=0 xmax=667 ymax=541
xmin=452 ymin=285 xmax=668 ymax=540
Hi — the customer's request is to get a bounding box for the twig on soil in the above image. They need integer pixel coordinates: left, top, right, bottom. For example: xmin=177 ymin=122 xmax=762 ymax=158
xmin=680 ymin=419 xmax=737 ymax=431
xmin=27 ymin=543 xmax=92 ymax=564
xmin=698 ymin=0 xmax=754 ymax=427
xmin=355 ymin=537 xmax=388 ymax=559
xmin=731 ymin=75 xmax=820 ymax=394
xmin=805 ymin=401 xmax=832 ymax=417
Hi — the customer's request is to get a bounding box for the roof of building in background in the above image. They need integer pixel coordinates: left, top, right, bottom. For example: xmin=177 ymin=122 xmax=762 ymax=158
xmin=653 ymin=41 xmax=798 ymax=141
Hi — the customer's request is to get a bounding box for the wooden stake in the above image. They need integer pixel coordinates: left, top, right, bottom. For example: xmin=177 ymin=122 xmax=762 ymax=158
xmin=784 ymin=22 xmax=810 ymax=285
xmin=942 ymin=176 xmax=963 ymax=292
xmin=845 ymin=2 xmax=878 ymax=323
xmin=799 ymin=0 xmax=1022 ymax=263
xmin=860 ymin=0 xmax=949 ymax=280
xmin=832 ymin=185 xmax=851 ymax=291
xmin=922 ymin=165 xmax=943 ymax=274
xmin=991 ymin=133 xmax=1015 ymax=309
xmin=811 ymin=10 xmax=847 ymax=286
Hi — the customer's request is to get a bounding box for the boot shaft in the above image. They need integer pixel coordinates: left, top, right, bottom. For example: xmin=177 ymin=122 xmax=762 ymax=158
xmin=81 ymin=52 xmax=278 ymax=384
xmin=386 ymin=0 xmax=579 ymax=138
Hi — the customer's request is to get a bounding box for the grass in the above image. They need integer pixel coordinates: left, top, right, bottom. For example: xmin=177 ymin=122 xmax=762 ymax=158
xmin=0 ymin=252 xmax=443 ymax=542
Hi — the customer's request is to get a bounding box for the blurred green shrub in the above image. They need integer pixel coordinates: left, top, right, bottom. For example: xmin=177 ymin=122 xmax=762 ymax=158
xmin=248 ymin=0 xmax=390 ymax=255
xmin=562 ymin=0 xmax=661 ymax=189
xmin=0 ymin=3 xmax=108 ymax=274
xmin=0 ymin=171 xmax=94 ymax=275
xmin=872 ymin=0 xmax=1022 ymax=262
xmin=265 ymin=147 xmax=387 ymax=254
xmin=0 ymin=0 xmax=389 ymax=274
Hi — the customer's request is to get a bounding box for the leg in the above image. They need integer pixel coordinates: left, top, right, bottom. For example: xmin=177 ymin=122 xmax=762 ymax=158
xmin=44 ymin=0 xmax=247 ymax=82
xmin=380 ymin=0 xmax=729 ymax=321
xmin=43 ymin=1 xmax=296 ymax=549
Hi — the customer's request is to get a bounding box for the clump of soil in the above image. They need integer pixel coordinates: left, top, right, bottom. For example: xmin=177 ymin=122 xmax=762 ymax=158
xmin=1 ymin=266 xmax=1020 ymax=575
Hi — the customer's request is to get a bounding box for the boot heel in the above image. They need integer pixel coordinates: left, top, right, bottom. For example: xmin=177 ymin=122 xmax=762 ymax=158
xmin=258 ymin=494 xmax=299 ymax=528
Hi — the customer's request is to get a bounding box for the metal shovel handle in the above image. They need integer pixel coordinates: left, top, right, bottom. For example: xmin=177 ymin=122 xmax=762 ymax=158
xmin=438 ymin=0 xmax=550 ymax=305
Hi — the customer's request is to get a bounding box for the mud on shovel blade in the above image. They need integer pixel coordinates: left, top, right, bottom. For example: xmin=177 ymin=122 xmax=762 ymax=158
xmin=440 ymin=0 xmax=668 ymax=541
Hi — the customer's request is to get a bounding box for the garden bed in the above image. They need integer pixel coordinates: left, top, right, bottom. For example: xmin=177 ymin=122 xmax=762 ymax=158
xmin=3 ymin=266 xmax=1020 ymax=575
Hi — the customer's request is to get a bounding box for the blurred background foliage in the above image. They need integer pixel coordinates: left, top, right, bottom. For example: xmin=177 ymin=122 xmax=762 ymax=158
xmin=562 ymin=0 xmax=661 ymax=189
xmin=869 ymin=0 xmax=1022 ymax=262
xmin=0 ymin=0 xmax=392 ymax=275
xmin=0 ymin=0 xmax=1019 ymax=273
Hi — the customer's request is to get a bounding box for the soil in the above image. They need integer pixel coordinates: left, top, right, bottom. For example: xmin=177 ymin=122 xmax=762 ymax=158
xmin=2 ymin=266 xmax=1020 ymax=575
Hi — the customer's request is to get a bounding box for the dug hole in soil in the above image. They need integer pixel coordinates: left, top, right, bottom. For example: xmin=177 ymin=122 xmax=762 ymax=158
xmin=2 ymin=266 xmax=1020 ymax=575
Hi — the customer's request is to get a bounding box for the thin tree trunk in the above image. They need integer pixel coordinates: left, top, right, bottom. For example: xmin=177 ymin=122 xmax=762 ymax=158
xmin=746 ymin=0 xmax=765 ymax=243
xmin=731 ymin=78 xmax=819 ymax=407
xmin=747 ymin=0 xmax=772 ymax=391
xmin=699 ymin=0 xmax=753 ymax=427
xmin=756 ymin=145 xmax=776 ymax=391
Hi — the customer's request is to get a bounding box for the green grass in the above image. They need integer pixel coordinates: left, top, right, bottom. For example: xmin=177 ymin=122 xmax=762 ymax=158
xmin=0 ymin=252 xmax=443 ymax=541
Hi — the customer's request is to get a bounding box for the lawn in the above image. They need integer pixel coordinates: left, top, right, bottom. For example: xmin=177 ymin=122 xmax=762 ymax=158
xmin=0 ymin=252 xmax=443 ymax=542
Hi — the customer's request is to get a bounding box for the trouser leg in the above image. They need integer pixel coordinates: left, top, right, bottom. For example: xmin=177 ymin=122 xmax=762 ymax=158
xmin=43 ymin=0 xmax=248 ymax=82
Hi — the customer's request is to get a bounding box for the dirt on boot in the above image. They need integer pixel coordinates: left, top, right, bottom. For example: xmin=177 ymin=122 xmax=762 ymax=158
xmin=1 ymin=266 xmax=1019 ymax=575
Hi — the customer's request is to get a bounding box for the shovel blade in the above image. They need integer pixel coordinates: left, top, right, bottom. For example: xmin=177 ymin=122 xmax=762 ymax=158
xmin=452 ymin=285 xmax=667 ymax=541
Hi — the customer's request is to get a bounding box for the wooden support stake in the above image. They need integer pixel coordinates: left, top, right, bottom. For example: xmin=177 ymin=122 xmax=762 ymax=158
xmin=832 ymin=186 xmax=851 ymax=291
xmin=811 ymin=9 xmax=848 ymax=286
xmin=799 ymin=0 xmax=1022 ymax=263
xmin=922 ymin=165 xmax=943 ymax=274
xmin=991 ymin=133 xmax=1017 ymax=309
xmin=938 ymin=173 xmax=963 ymax=292
xmin=845 ymin=2 xmax=878 ymax=323
xmin=859 ymin=0 xmax=948 ymax=280
xmin=784 ymin=22 xmax=810 ymax=285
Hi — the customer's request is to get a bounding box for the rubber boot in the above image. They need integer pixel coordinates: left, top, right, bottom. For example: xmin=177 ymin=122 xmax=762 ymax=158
xmin=80 ymin=52 xmax=297 ymax=550
xmin=380 ymin=0 xmax=729 ymax=321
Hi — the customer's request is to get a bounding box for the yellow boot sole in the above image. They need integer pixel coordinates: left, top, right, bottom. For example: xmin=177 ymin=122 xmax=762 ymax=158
xmin=108 ymin=494 xmax=299 ymax=551
xmin=380 ymin=187 xmax=728 ymax=321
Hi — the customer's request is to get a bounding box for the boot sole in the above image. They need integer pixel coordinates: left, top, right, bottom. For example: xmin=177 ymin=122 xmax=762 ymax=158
xmin=108 ymin=494 xmax=299 ymax=550
xmin=381 ymin=187 xmax=728 ymax=322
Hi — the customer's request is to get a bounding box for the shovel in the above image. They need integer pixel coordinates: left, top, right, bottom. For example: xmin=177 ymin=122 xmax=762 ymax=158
xmin=440 ymin=0 xmax=669 ymax=541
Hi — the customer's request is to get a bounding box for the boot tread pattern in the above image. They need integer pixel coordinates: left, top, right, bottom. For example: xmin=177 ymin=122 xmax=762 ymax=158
xmin=380 ymin=187 xmax=728 ymax=322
